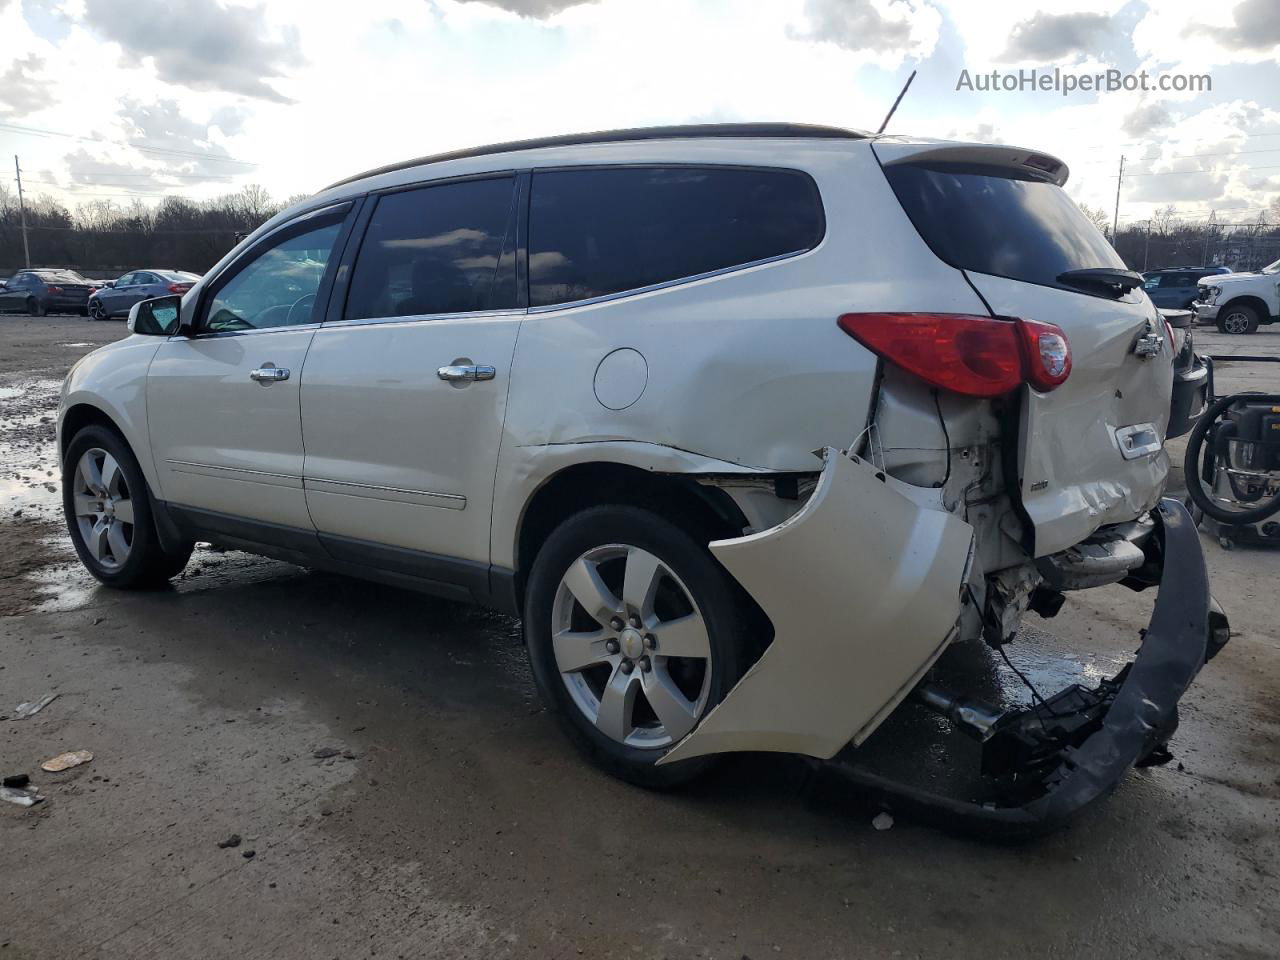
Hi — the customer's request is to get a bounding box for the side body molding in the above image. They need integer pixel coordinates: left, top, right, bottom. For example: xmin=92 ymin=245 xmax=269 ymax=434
xmin=660 ymin=449 xmax=975 ymax=765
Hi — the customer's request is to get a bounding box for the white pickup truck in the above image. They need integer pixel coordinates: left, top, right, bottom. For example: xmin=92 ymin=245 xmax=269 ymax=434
xmin=1194 ymin=258 xmax=1280 ymax=334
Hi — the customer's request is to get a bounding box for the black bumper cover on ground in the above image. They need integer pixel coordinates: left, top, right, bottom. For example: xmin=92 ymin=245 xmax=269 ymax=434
xmin=825 ymin=497 xmax=1220 ymax=840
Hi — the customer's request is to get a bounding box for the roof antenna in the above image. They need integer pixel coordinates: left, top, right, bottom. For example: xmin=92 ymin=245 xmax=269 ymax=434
xmin=876 ymin=69 xmax=917 ymax=136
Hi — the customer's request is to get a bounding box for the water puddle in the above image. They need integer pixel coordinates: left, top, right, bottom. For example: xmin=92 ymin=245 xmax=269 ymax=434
xmin=0 ymin=379 xmax=64 ymax=522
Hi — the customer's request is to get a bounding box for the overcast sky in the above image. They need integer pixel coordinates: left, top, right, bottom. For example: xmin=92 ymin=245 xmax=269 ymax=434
xmin=2 ymin=0 xmax=1279 ymax=227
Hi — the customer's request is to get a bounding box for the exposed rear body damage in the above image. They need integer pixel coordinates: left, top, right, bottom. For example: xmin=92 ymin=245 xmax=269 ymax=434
xmin=661 ymin=449 xmax=974 ymax=764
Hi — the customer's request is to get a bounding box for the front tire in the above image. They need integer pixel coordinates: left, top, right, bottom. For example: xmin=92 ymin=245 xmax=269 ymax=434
xmin=1217 ymin=303 xmax=1259 ymax=335
xmin=524 ymin=505 xmax=751 ymax=788
xmin=88 ymin=299 xmax=107 ymax=321
xmin=62 ymin=425 xmax=192 ymax=588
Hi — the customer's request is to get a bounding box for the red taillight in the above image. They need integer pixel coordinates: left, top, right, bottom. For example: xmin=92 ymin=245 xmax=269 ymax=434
xmin=836 ymin=312 xmax=1071 ymax=398
xmin=1017 ymin=318 xmax=1072 ymax=391
xmin=167 ymin=283 xmax=191 ymax=294
xmin=46 ymin=285 xmax=62 ymax=295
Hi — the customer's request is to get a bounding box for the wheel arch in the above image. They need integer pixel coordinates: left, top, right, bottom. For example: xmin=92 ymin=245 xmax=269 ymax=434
xmin=509 ymin=461 xmax=750 ymax=614
xmin=1218 ymin=295 xmax=1269 ymax=323
xmin=59 ymin=396 xmax=160 ymax=499
xmin=60 ymin=402 xmax=123 ymax=460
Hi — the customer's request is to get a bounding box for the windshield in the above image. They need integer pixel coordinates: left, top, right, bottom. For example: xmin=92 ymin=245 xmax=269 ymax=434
xmin=883 ymin=163 xmax=1126 ymax=293
xmin=1262 ymin=258 xmax=1280 ymax=275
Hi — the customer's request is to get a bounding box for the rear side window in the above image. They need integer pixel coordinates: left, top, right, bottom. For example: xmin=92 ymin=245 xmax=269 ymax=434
xmin=528 ymin=166 xmax=824 ymax=307
xmin=883 ymin=164 xmax=1125 ymax=291
xmin=345 ymin=176 xmax=517 ymax=320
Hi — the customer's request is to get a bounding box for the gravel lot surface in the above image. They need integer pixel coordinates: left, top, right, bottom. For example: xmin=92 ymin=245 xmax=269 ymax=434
xmin=2 ymin=315 xmax=1277 ymax=959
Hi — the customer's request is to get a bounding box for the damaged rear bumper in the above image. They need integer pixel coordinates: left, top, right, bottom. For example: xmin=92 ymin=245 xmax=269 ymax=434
xmin=835 ymin=497 xmax=1221 ymax=837
xmin=663 ymin=446 xmax=1224 ymax=837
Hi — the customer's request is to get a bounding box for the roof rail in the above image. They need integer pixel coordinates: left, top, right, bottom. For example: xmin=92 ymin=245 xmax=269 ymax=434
xmin=323 ymin=122 xmax=870 ymax=190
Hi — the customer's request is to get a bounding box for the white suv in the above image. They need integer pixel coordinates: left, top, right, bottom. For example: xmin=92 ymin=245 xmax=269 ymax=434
xmin=1193 ymin=259 xmax=1280 ymax=334
xmin=58 ymin=124 xmax=1223 ymax=833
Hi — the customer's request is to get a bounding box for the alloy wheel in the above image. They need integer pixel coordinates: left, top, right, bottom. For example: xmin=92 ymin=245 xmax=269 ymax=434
xmin=1222 ymin=311 xmax=1250 ymax=334
xmin=551 ymin=544 xmax=713 ymax=749
xmin=89 ymin=299 xmax=106 ymax=321
xmin=71 ymin=447 xmax=135 ymax=570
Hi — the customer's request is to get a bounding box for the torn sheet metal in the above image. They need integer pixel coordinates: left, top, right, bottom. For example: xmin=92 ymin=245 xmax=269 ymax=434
xmin=660 ymin=447 xmax=974 ymax=765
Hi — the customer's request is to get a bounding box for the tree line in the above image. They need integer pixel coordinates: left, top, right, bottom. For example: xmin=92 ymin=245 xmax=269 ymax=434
xmin=4 ymin=183 xmax=1279 ymax=280
xmin=1078 ymin=201 xmax=1280 ymax=273
xmin=0 ymin=184 xmax=306 ymax=278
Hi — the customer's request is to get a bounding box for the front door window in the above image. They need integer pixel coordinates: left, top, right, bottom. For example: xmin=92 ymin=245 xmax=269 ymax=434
xmin=201 ymin=221 xmax=342 ymax=333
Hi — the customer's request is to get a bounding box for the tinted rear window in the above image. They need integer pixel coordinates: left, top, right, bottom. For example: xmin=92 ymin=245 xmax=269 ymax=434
xmin=528 ymin=166 xmax=824 ymax=307
xmin=883 ymin=164 xmax=1125 ymax=291
xmin=345 ymin=175 xmax=517 ymax=320
xmin=37 ymin=271 xmax=89 ymax=283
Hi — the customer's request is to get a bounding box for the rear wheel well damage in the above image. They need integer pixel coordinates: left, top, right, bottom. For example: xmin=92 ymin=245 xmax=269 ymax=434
xmin=512 ymin=461 xmax=772 ymax=651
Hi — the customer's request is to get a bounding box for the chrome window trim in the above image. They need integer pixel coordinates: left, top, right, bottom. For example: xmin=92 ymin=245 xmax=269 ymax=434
xmin=322 ymin=308 xmax=525 ymax=330
xmin=526 ymin=248 xmax=812 ymax=314
xmin=177 ymin=321 xmax=323 ymax=342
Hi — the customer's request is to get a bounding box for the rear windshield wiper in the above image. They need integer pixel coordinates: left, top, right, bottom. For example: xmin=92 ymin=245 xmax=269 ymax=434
xmin=1056 ymin=267 xmax=1144 ymax=295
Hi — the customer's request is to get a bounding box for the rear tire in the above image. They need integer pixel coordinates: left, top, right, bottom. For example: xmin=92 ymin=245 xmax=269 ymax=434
xmin=1217 ymin=303 xmax=1259 ymax=335
xmin=62 ymin=425 xmax=193 ymax=588
xmin=524 ymin=505 xmax=752 ymax=789
xmin=27 ymin=297 xmax=45 ymax=317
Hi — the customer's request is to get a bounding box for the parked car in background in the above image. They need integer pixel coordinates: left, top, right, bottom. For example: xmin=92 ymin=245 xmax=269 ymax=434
xmin=1142 ymin=266 xmax=1231 ymax=310
xmin=88 ymin=270 xmax=200 ymax=320
xmin=1194 ymin=258 xmax=1280 ymax=334
xmin=57 ymin=124 xmax=1224 ymax=832
xmin=0 ymin=269 xmax=94 ymax=316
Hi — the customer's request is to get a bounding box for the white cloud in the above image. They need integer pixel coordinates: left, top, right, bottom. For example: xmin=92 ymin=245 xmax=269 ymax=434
xmin=1133 ymin=0 xmax=1280 ymax=70
xmin=0 ymin=0 xmax=1277 ymax=225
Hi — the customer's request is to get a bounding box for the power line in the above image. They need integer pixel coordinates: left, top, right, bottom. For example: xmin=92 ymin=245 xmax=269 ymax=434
xmin=1123 ymin=163 xmax=1280 ymax=178
xmin=0 ymin=120 xmax=257 ymax=167
xmin=22 ymin=177 xmax=232 ymax=193
xmin=1075 ymin=145 xmax=1280 ymax=167
xmin=55 ymin=172 xmax=239 ymax=180
xmin=7 ymin=223 xmax=247 ymax=235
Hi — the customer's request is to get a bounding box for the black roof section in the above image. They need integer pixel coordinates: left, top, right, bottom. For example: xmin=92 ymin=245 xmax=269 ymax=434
xmin=324 ymin=123 xmax=869 ymax=190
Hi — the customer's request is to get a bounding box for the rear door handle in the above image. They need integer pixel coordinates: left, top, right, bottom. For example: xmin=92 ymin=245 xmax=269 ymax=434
xmin=437 ymin=363 xmax=496 ymax=383
xmin=250 ymin=364 xmax=290 ymax=383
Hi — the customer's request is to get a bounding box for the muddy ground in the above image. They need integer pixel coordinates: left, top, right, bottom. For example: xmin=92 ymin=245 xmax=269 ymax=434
xmin=1 ymin=314 xmax=1278 ymax=959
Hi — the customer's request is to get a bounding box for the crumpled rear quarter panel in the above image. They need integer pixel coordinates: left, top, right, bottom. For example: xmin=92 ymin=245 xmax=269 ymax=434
xmin=660 ymin=449 xmax=974 ymax=764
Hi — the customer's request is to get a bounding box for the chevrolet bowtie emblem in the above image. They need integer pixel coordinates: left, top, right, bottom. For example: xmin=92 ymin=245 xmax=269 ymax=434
xmin=1132 ymin=319 xmax=1164 ymax=359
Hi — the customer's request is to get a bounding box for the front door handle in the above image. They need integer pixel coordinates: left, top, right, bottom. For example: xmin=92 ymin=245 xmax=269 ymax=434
xmin=250 ymin=364 xmax=290 ymax=383
xmin=437 ymin=363 xmax=496 ymax=383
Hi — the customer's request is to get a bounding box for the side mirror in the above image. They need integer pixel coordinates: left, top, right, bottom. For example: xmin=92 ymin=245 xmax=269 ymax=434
xmin=128 ymin=295 xmax=183 ymax=336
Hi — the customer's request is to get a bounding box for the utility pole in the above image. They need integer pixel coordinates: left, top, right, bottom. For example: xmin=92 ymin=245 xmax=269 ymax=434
xmin=1111 ymin=154 xmax=1125 ymax=245
xmin=1202 ymin=210 xmax=1213 ymax=265
xmin=14 ymin=155 xmax=30 ymax=268
xmin=1143 ymin=219 xmax=1151 ymax=271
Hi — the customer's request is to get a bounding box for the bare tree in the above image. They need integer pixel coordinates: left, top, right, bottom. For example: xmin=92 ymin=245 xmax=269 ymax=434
xmin=1078 ymin=203 xmax=1110 ymax=233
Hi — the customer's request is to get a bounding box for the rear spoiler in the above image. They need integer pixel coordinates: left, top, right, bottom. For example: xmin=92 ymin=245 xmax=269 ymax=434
xmin=872 ymin=138 xmax=1069 ymax=186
